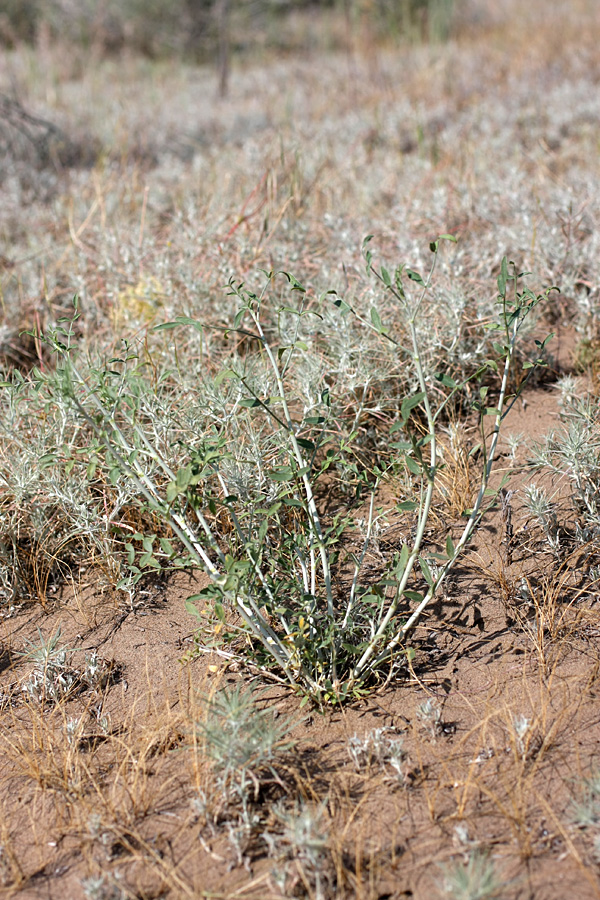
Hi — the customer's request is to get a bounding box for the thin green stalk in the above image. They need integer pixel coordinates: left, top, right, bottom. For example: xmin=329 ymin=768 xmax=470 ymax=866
xmin=349 ymin=252 xmax=440 ymax=681
xmin=249 ymin=308 xmax=334 ymax=620
xmin=343 ymin=488 xmax=376 ymax=629
xmin=368 ymin=289 xmax=522 ymax=668
xmin=351 ymin=315 xmax=437 ymax=680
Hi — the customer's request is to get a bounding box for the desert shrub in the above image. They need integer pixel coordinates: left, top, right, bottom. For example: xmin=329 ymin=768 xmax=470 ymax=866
xmin=37 ymin=241 xmax=555 ymax=703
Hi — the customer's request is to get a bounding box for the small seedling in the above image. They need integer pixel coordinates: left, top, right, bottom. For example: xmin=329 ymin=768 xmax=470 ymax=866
xmin=81 ymin=873 xmax=125 ymax=900
xmin=265 ymin=801 xmax=330 ymax=900
xmin=438 ymin=850 xmax=504 ymax=900
xmin=20 ymin=627 xmax=80 ymax=703
xmin=571 ymin=771 xmax=600 ymax=829
xmin=510 ymin=713 xmax=532 ymax=761
xmin=195 ymin=683 xmax=297 ymax=825
xmin=523 ymin=484 xmax=560 ymax=554
xmin=348 ymin=726 xmax=408 ymax=781
xmin=416 ymin=697 xmax=442 ymax=738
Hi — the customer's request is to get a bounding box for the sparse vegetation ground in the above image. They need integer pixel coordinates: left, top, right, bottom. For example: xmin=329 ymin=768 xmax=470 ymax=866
xmin=2 ymin=0 xmax=600 ymax=897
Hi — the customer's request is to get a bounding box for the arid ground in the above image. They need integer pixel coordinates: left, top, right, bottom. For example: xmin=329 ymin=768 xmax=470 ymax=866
xmin=2 ymin=1 xmax=600 ymax=897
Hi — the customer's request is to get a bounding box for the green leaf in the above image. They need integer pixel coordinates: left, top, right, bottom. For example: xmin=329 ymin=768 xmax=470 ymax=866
xmin=394 ymin=544 xmax=410 ymax=579
xmin=439 ymin=233 xmax=458 ymax=243
xmin=397 ymin=500 xmax=418 ymax=511
xmin=370 ymin=307 xmax=385 ymax=332
xmin=166 ymin=481 xmax=179 ymax=503
xmin=401 ymin=390 xmax=426 ymax=423
xmin=435 ymin=372 xmax=457 ymax=388
xmin=281 ymin=272 xmax=306 ymax=293
xmin=296 ymin=437 xmax=316 ymax=451
xmin=485 ymin=407 xmax=502 ymax=416
xmin=142 ymin=534 xmax=155 ymax=553
xmin=381 ymin=266 xmax=391 ymax=287
xmin=154 ymin=315 xmax=203 ymax=333
xmin=446 ymin=535 xmax=455 ymax=559
xmin=405 ymin=456 xmax=421 ymax=475
xmin=214 ymin=368 xmax=236 ymax=386
xmin=394 ymin=267 xmax=406 ymax=298
xmin=407 ymin=268 xmax=424 ymax=285
xmin=159 ymin=538 xmax=175 ymax=557
xmin=270 ymin=467 xmax=294 ymax=482
xmin=419 ymin=556 xmax=434 ymax=586
xmin=403 ymin=590 xmax=424 ymax=603
xmin=139 ymin=552 xmax=160 ymax=569
xmin=215 ymin=601 xmax=225 ymax=622
xmin=185 ymin=597 xmax=202 ymax=619
xmin=176 ymin=467 xmax=192 ymax=490
xmin=239 ymin=398 xmax=262 ymax=408
xmin=497 ymin=256 xmax=508 ymax=297
xmin=331 ymin=295 xmax=351 ymax=314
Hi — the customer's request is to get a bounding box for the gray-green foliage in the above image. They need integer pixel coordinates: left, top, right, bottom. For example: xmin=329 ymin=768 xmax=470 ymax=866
xmin=196 ymin=683 xmax=296 ymax=829
xmin=39 ymin=242 xmax=555 ymax=703
xmin=438 ymin=851 xmax=504 ymax=900
xmin=0 ymin=375 xmax=142 ymax=607
xmin=570 ymin=771 xmax=600 ymax=829
xmin=19 ymin=626 xmax=110 ymax=703
xmin=531 ymin=389 xmax=600 ymax=544
xmin=347 ymin=726 xmax=407 ymax=780
xmin=266 ymin=800 xmax=330 ymax=900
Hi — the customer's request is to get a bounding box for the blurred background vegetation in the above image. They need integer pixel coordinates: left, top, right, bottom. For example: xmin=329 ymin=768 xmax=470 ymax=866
xmin=0 ymin=0 xmax=459 ymax=62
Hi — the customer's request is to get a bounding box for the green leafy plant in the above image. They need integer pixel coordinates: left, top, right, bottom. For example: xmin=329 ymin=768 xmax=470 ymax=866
xmin=39 ymin=241 xmax=556 ymax=703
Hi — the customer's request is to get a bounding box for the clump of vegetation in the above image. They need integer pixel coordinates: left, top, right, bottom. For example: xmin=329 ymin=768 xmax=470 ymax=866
xmin=39 ymin=247 xmax=555 ymax=703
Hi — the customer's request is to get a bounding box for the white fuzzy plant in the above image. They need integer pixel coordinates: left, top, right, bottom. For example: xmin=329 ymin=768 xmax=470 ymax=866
xmin=41 ymin=240 xmax=556 ymax=703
